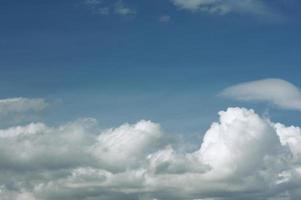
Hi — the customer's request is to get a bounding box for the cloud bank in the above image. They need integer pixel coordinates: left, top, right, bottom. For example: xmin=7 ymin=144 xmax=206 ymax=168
xmin=1 ymin=106 xmax=301 ymax=200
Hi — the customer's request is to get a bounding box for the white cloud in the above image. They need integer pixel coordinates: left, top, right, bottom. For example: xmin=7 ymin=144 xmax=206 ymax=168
xmin=1 ymin=107 xmax=301 ymax=199
xmin=197 ymin=107 xmax=281 ymax=179
xmin=90 ymin=120 xmax=163 ymax=171
xmin=274 ymin=123 xmax=301 ymax=161
xmin=221 ymin=78 xmax=301 ymax=111
xmin=171 ymin=0 xmax=272 ymax=16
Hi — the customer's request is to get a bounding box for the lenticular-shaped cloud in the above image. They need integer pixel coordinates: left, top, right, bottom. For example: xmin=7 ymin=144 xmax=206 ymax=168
xmin=0 ymin=107 xmax=301 ymax=199
xmin=221 ymin=78 xmax=301 ymax=111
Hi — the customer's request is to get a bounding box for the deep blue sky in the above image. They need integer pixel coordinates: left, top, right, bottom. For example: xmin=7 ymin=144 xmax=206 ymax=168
xmin=0 ymin=0 xmax=301 ymax=134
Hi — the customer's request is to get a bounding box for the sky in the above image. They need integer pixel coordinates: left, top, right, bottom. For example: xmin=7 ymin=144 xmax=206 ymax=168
xmin=1 ymin=0 xmax=301 ymax=200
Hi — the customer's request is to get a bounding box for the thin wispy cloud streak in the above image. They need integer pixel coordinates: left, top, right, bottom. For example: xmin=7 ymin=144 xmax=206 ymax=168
xmin=171 ymin=0 xmax=274 ymax=16
xmin=84 ymin=0 xmax=136 ymax=16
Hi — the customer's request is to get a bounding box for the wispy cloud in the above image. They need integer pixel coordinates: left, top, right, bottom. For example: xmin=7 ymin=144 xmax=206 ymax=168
xmin=114 ymin=0 xmax=136 ymax=16
xmin=84 ymin=0 xmax=136 ymax=16
xmin=0 ymin=97 xmax=49 ymax=127
xmin=0 ymin=97 xmax=48 ymax=116
xmin=171 ymin=0 xmax=278 ymax=18
xmin=221 ymin=78 xmax=301 ymax=111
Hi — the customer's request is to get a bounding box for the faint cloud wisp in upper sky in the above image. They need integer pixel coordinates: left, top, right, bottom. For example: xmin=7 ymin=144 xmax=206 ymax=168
xmin=171 ymin=0 xmax=281 ymax=19
xmin=84 ymin=0 xmax=136 ymax=16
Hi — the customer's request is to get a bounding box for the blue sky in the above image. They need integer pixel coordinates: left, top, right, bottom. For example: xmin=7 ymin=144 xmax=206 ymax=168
xmin=2 ymin=1 xmax=301 ymax=200
xmin=1 ymin=0 xmax=301 ymax=133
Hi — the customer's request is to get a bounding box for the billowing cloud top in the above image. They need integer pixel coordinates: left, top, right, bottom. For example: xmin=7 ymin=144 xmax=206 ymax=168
xmin=221 ymin=78 xmax=301 ymax=111
xmin=1 ymin=106 xmax=301 ymax=200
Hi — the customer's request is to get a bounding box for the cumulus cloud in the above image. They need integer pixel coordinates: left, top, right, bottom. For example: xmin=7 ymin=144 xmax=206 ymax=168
xmin=1 ymin=107 xmax=301 ymax=199
xmin=221 ymin=78 xmax=301 ymax=111
xmin=171 ymin=0 xmax=274 ymax=16
xmin=91 ymin=120 xmax=163 ymax=171
xmin=274 ymin=123 xmax=301 ymax=161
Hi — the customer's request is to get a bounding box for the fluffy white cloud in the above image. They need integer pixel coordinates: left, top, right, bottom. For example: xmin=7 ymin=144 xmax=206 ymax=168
xmin=90 ymin=120 xmax=163 ymax=171
xmin=198 ymin=107 xmax=281 ymax=179
xmin=171 ymin=0 xmax=272 ymax=16
xmin=1 ymin=107 xmax=301 ymax=199
xmin=221 ymin=79 xmax=301 ymax=111
xmin=274 ymin=123 xmax=301 ymax=161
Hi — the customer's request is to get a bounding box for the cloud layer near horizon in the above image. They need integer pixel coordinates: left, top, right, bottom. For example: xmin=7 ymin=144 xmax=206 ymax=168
xmin=1 ymin=107 xmax=301 ymax=200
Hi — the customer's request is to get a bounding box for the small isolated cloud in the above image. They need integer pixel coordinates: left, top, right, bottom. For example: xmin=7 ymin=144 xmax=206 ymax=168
xmin=1 ymin=107 xmax=301 ymax=199
xmin=221 ymin=78 xmax=301 ymax=111
xmin=170 ymin=0 xmax=274 ymax=17
xmin=159 ymin=15 xmax=171 ymax=23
